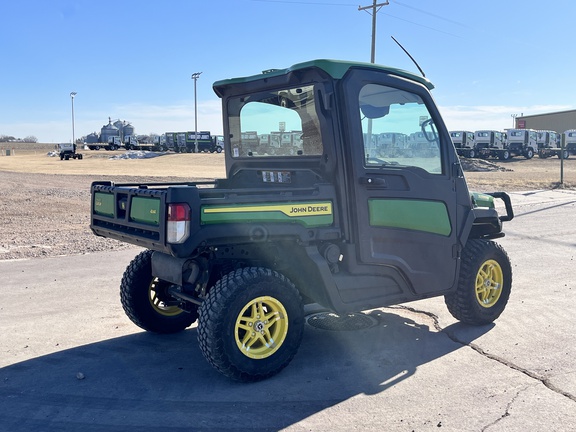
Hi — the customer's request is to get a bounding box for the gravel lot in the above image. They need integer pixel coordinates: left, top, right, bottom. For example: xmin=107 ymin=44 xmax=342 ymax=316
xmin=0 ymin=172 xmax=174 ymax=260
xmin=1 ymin=144 xmax=574 ymax=260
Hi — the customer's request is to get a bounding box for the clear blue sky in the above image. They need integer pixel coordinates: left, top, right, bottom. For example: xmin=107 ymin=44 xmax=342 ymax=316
xmin=1 ymin=0 xmax=574 ymax=143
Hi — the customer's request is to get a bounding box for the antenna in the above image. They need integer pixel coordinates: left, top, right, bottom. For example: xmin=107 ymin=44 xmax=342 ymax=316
xmin=391 ymin=36 xmax=426 ymax=78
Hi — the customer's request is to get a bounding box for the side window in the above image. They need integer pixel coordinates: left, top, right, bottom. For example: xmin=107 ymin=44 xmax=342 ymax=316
xmin=360 ymin=83 xmax=442 ymax=174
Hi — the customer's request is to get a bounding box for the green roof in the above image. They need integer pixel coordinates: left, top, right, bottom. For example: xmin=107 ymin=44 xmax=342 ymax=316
xmin=213 ymin=59 xmax=434 ymax=90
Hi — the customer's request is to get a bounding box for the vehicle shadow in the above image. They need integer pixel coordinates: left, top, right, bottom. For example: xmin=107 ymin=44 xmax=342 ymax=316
xmin=0 ymin=309 xmax=492 ymax=431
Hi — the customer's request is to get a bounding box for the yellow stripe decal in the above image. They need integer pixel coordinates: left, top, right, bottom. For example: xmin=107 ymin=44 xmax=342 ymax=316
xmin=203 ymin=202 xmax=333 ymax=217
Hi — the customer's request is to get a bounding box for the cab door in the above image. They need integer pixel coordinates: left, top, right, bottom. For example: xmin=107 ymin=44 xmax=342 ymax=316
xmin=341 ymin=70 xmax=461 ymax=295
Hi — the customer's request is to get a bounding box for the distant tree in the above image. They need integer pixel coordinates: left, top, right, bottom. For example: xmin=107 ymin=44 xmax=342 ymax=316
xmin=0 ymin=135 xmax=15 ymax=142
xmin=23 ymin=136 xmax=38 ymax=143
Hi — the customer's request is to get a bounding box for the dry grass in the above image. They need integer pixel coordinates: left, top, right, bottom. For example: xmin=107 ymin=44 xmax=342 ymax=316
xmin=1 ymin=143 xmax=575 ymax=191
xmin=0 ymin=144 xmax=226 ymax=179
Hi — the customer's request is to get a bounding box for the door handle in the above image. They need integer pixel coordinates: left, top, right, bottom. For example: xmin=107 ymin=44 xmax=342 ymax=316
xmin=359 ymin=177 xmax=387 ymax=187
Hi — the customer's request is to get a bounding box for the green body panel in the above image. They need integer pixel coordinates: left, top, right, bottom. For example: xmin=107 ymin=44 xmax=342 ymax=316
xmin=93 ymin=192 xmax=115 ymax=217
xmin=201 ymin=202 xmax=333 ymax=228
xmin=368 ymin=199 xmax=452 ymax=236
xmin=213 ymin=59 xmax=434 ymax=90
xmin=471 ymin=192 xmax=495 ymax=209
xmin=130 ymin=197 xmax=160 ymax=226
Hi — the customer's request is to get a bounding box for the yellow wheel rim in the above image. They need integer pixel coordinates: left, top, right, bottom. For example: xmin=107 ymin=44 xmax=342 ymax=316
xmin=148 ymin=278 xmax=183 ymax=317
xmin=475 ymin=259 xmax=503 ymax=308
xmin=235 ymin=296 xmax=289 ymax=359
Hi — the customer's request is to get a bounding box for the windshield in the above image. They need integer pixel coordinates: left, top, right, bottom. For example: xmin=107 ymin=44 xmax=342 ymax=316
xmin=227 ymin=85 xmax=323 ymax=158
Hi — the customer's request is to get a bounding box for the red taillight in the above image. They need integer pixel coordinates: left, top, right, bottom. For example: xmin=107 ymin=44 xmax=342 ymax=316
xmin=167 ymin=203 xmax=190 ymax=244
xmin=168 ymin=203 xmax=190 ymax=221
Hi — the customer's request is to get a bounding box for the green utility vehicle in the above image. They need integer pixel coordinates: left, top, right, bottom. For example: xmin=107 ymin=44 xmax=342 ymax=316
xmin=90 ymin=60 xmax=514 ymax=382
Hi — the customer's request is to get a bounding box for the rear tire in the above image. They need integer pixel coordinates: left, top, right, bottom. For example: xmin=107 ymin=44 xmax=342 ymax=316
xmin=445 ymin=240 xmax=512 ymax=325
xmin=198 ymin=267 xmax=304 ymax=382
xmin=120 ymin=250 xmax=198 ymax=333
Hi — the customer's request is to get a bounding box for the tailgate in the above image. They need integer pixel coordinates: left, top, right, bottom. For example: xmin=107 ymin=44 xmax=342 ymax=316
xmin=91 ymin=182 xmax=169 ymax=251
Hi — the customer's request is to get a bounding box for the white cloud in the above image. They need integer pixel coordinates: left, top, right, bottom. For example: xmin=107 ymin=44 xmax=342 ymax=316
xmin=109 ymin=100 xmax=224 ymax=136
xmin=439 ymin=104 xmax=574 ymax=132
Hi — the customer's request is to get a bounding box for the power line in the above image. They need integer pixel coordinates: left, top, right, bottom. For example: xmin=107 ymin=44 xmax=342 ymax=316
xmin=250 ymin=0 xmax=355 ymax=5
xmin=391 ymin=0 xmax=467 ymax=27
xmin=383 ymin=12 xmax=461 ymax=38
xmin=250 ymin=0 xmax=461 ymax=39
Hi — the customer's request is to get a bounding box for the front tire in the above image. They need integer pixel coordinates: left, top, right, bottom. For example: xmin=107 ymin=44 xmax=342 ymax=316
xmin=445 ymin=240 xmax=512 ymax=325
xmin=120 ymin=250 xmax=198 ymax=333
xmin=198 ymin=267 xmax=304 ymax=382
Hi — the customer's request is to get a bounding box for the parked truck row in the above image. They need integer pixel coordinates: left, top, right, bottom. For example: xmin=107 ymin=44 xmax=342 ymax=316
xmin=450 ymin=129 xmax=575 ymax=160
xmin=152 ymin=131 xmax=224 ymax=153
xmin=84 ymin=129 xmax=224 ymax=153
xmin=80 ymin=118 xmax=224 ymax=153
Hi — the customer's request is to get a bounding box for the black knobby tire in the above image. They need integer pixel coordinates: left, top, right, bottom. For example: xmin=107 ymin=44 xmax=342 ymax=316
xmin=445 ymin=239 xmax=512 ymax=325
xmin=120 ymin=250 xmax=197 ymax=333
xmin=197 ymin=267 xmax=304 ymax=382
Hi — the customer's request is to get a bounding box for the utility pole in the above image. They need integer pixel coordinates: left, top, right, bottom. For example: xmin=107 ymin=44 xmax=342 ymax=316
xmin=191 ymin=72 xmax=202 ymax=153
xmin=511 ymin=113 xmax=518 ymax=128
xmin=358 ymin=0 xmax=389 ymax=63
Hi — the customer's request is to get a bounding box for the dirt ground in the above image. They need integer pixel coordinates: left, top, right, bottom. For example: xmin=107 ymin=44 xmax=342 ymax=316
xmin=1 ymin=143 xmax=575 ymax=261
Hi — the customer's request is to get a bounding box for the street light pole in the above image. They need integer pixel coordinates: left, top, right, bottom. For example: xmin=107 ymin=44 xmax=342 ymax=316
xmin=191 ymin=72 xmax=202 ymax=153
xmin=511 ymin=113 xmax=517 ymax=128
xmin=70 ymin=92 xmax=77 ymax=146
